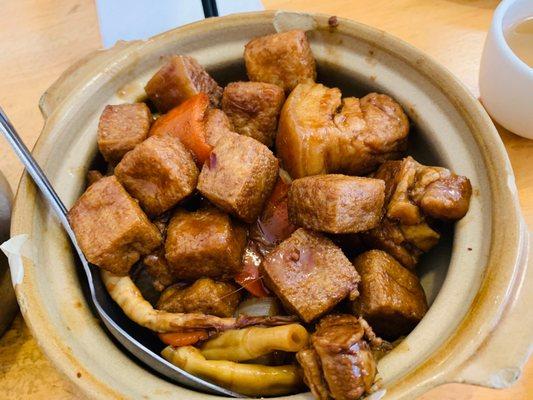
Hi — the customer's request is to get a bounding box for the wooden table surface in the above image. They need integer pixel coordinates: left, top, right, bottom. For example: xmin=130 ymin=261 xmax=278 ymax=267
xmin=0 ymin=0 xmax=531 ymax=399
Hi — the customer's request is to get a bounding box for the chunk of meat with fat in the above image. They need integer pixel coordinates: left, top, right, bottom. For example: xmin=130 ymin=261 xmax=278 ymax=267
xmin=296 ymin=349 xmax=330 ymax=400
xmin=244 ymin=30 xmax=316 ymax=92
xmin=362 ymin=218 xmax=439 ymax=269
xmin=157 ymin=278 xmax=240 ymax=318
xmin=364 ymin=157 xmax=471 ymax=268
xmin=97 ymin=103 xmax=152 ymax=163
xmin=164 ymin=208 xmax=247 ymax=280
xmin=374 ymin=156 xmax=472 ymax=225
xmin=221 ymin=81 xmax=285 ymax=147
xmin=417 ymin=175 xmax=472 ymax=220
xmin=261 ymin=229 xmax=360 ymax=323
xmin=276 ymin=82 xmax=409 ymax=179
xmin=352 ymin=250 xmax=428 ymax=339
xmin=68 ymin=176 xmax=161 ymax=275
xmin=115 ymin=134 xmax=198 ymax=216
xmin=297 ymin=315 xmax=377 ymax=400
xmin=145 ymin=55 xmax=222 ymax=112
xmin=288 ymin=174 xmax=385 ymax=234
xmin=197 ymin=133 xmax=279 ymax=223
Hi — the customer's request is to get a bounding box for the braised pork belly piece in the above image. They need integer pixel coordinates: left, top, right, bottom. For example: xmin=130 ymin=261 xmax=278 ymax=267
xmin=276 ymin=82 xmax=409 ymax=178
xmin=297 ymin=315 xmax=378 ymax=400
xmin=363 ymin=157 xmax=471 ymax=268
xmin=375 ymin=156 xmax=472 ymax=224
xmin=362 ymin=218 xmax=439 ymax=269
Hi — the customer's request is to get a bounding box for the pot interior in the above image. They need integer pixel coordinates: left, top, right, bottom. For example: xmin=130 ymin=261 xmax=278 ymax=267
xmin=18 ymin=12 xmax=495 ymax=399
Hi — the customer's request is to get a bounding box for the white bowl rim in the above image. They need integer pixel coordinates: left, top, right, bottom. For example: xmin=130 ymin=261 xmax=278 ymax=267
xmin=492 ymin=0 xmax=533 ymax=75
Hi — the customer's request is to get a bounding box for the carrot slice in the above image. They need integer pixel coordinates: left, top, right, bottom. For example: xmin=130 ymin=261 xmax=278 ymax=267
xmin=158 ymin=330 xmax=209 ymax=347
xmin=150 ymin=93 xmax=212 ymax=164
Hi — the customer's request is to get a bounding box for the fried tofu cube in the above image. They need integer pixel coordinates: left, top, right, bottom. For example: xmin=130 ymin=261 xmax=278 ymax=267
xmin=97 ymin=103 xmax=152 ymax=163
xmin=204 ymin=108 xmax=234 ymax=147
xmin=164 ymin=208 xmax=247 ymax=280
xmin=68 ymin=176 xmax=162 ymax=275
xmin=352 ymin=250 xmax=428 ymax=339
xmin=288 ymin=175 xmax=385 ymax=234
xmin=244 ymin=30 xmax=316 ymax=92
xmin=221 ymin=81 xmax=285 ymax=147
xmin=261 ymin=228 xmax=359 ymax=322
xmin=157 ymin=278 xmax=241 ymax=317
xmin=197 ymin=134 xmax=279 ymax=223
xmin=115 ymin=134 xmax=198 ymax=216
xmin=145 ymin=55 xmax=222 ymax=113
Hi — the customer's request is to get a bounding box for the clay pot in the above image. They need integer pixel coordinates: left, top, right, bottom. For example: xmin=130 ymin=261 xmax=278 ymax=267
xmin=9 ymin=11 xmax=532 ymax=400
xmin=0 ymin=171 xmax=17 ymax=336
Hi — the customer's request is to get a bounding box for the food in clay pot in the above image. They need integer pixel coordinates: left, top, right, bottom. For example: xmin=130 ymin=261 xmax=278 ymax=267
xmin=67 ymin=28 xmax=472 ymax=399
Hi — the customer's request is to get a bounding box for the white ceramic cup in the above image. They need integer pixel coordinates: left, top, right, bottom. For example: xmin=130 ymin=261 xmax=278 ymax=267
xmin=479 ymin=0 xmax=533 ymax=139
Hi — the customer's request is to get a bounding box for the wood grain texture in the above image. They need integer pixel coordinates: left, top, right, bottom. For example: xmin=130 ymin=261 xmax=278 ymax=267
xmin=0 ymin=0 xmax=531 ymax=399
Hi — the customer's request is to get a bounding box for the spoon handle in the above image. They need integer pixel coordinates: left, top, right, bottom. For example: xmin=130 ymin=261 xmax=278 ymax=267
xmin=0 ymin=106 xmax=69 ymax=223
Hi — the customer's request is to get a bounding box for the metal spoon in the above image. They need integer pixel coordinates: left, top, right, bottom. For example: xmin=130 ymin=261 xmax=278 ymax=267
xmin=0 ymin=107 xmax=241 ymax=397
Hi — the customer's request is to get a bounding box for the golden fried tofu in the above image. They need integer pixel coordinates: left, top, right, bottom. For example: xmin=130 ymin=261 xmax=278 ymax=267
xmin=145 ymin=55 xmax=222 ymax=113
xmin=261 ymin=229 xmax=359 ymax=323
xmin=276 ymin=82 xmax=409 ymax=178
xmin=204 ymin=108 xmax=234 ymax=147
xmin=197 ymin=134 xmax=279 ymax=223
xmin=221 ymin=81 xmax=285 ymax=146
xmin=288 ymin=175 xmax=385 ymax=234
xmin=164 ymin=208 xmax=247 ymax=280
xmin=244 ymin=30 xmax=316 ymax=92
xmin=115 ymin=134 xmax=198 ymax=216
xmin=157 ymin=278 xmax=240 ymax=317
xmin=352 ymin=250 xmax=428 ymax=339
xmin=97 ymin=103 xmax=152 ymax=163
xmin=68 ymin=176 xmax=162 ymax=275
